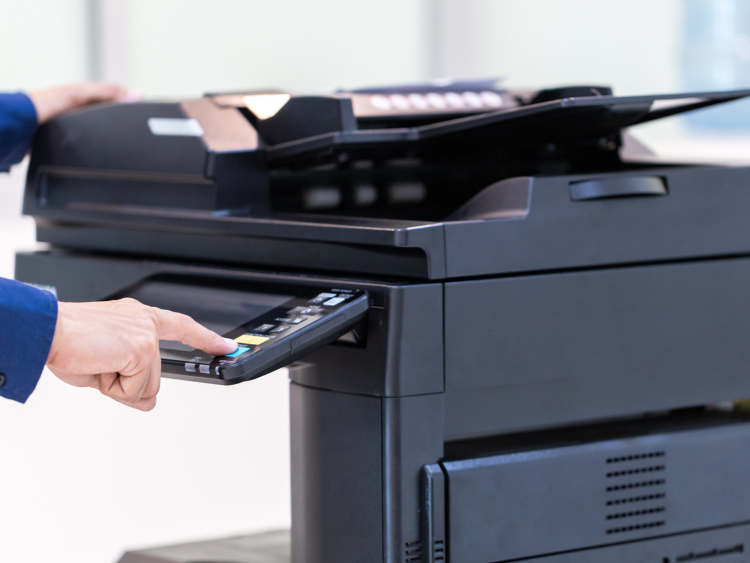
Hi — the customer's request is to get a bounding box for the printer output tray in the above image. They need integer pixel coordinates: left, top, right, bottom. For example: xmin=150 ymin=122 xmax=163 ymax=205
xmin=31 ymin=165 xmax=750 ymax=280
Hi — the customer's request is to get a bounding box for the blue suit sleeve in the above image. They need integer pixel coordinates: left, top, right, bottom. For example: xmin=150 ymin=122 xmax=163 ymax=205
xmin=0 ymin=278 xmax=57 ymax=403
xmin=0 ymin=93 xmax=38 ymax=172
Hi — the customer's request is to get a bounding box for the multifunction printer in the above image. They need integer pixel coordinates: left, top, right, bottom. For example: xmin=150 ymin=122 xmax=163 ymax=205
xmin=15 ymin=81 xmax=750 ymax=563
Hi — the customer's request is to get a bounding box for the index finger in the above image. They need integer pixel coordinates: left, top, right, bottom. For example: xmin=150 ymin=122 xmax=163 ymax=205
xmin=153 ymin=308 xmax=238 ymax=357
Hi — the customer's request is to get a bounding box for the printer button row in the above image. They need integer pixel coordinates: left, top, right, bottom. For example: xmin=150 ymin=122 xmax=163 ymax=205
xmin=185 ymin=362 xmax=220 ymax=376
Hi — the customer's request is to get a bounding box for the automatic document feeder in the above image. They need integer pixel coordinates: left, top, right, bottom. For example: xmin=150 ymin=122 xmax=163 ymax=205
xmin=16 ymin=82 xmax=750 ymax=563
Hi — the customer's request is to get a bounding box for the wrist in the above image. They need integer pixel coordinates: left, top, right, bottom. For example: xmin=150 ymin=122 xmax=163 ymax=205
xmin=47 ymin=302 xmax=68 ymax=365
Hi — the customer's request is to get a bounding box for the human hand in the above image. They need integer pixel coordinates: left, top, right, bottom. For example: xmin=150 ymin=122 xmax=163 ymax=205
xmin=27 ymin=82 xmax=142 ymax=124
xmin=46 ymin=299 xmax=238 ymax=411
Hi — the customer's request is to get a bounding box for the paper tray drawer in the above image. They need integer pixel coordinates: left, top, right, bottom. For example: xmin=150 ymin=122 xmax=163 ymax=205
xmin=444 ymin=257 xmax=750 ymax=437
xmin=437 ymin=421 xmax=750 ymax=563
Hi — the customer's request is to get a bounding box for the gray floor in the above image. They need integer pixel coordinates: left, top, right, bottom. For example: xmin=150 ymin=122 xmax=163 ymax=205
xmin=118 ymin=530 xmax=290 ymax=563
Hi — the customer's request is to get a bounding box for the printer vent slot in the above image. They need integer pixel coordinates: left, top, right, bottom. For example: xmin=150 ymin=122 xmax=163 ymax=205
xmin=606 ymin=506 xmax=666 ymax=520
xmin=607 ymin=520 xmax=666 ymax=534
xmin=606 ymin=464 xmax=665 ymax=478
xmin=606 ymin=479 xmax=666 ymax=492
xmin=606 ymin=492 xmax=666 ymax=506
xmin=434 ymin=539 xmax=445 ymax=562
xmin=405 ymin=540 xmax=422 ymax=562
xmin=607 ymin=451 xmax=665 ymax=464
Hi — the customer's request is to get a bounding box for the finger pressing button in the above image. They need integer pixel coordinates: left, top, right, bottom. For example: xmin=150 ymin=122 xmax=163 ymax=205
xmin=224 ymin=346 xmax=250 ymax=358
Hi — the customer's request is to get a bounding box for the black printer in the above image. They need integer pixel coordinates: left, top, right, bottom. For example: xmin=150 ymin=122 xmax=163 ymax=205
xmin=16 ymin=81 xmax=750 ymax=563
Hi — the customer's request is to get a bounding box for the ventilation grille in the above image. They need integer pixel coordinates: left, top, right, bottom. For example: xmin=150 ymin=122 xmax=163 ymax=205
xmin=605 ymin=450 xmax=667 ymax=535
xmin=435 ymin=540 xmax=445 ymax=562
xmin=404 ymin=539 xmax=444 ymax=563
xmin=405 ymin=540 xmax=422 ymax=563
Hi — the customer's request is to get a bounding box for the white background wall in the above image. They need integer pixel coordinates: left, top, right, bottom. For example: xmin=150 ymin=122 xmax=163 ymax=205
xmin=0 ymin=0 xmax=89 ymax=91
xmin=0 ymin=2 xmax=743 ymax=562
xmin=434 ymin=0 xmax=684 ymax=95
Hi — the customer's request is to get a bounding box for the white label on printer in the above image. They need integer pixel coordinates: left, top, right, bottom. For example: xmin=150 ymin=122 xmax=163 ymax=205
xmin=147 ymin=118 xmax=204 ymax=137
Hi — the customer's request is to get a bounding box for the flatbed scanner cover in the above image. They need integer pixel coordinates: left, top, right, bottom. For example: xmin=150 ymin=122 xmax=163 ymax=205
xmin=23 ymin=83 xmax=750 ymax=279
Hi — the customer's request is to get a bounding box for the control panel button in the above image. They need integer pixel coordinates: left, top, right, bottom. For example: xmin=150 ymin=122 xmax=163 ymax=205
xmin=480 ymin=91 xmax=503 ymax=107
xmin=309 ymin=292 xmax=337 ymax=304
xmin=323 ymin=296 xmax=346 ymax=306
xmin=426 ymin=92 xmax=447 ymax=109
xmin=224 ymin=346 xmax=250 ymax=358
xmin=291 ymin=306 xmax=323 ymax=315
xmin=185 ymin=363 xmax=196 ymax=373
xmin=389 ymin=94 xmax=410 ymax=110
xmin=462 ymin=91 xmax=483 ymax=108
xmin=199 ymin=364 xmax=210 ymax=374
xmin=408 ymin=93 xmax=429 ymax=110
xmin=236 ymin=334 xmax=270 ymax=346
xmin=254 ymin=324 xmax=275 ymax=333
xmin=445 ymin=91 xmax=465 ymax=108
xmin=275 ymin=316 xmax=306 ymax=324
xmin=272 ymin=326 xmax=290 ymax=334
xmin=370 ymin=95 xmax=391 ymax=111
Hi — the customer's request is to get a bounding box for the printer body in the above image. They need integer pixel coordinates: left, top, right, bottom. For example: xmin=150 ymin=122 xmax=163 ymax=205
xmin=16 ymin=83 xmax=750 ymax=563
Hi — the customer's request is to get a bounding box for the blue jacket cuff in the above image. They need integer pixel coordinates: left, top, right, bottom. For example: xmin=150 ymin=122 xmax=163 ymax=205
xmin=0 ymin=278 xmax=58 ymax=403
xmin=0 ymin=92 xmax=38 ymax=171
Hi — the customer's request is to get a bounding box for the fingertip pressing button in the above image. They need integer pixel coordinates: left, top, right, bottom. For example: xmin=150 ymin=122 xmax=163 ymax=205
xmin=225 ymin=346 xmax=250 ymax=358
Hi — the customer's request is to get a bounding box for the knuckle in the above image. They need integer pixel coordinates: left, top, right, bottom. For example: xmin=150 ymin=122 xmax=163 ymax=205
xmin=142 ymin=337 xmax=158 ymax=356
xmin=124 ymin=390 xmax=141 ymax=403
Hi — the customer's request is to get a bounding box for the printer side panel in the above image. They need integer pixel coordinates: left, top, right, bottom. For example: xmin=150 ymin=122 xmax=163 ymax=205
xmin=289 ymin=386 xmax=445 ymax=563
xmin=290 ymin=383 xmax=384 ymax=563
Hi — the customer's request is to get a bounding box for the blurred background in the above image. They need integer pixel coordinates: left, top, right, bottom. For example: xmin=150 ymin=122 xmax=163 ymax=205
xmin=2 ymin=1 xmax=750 ymax=562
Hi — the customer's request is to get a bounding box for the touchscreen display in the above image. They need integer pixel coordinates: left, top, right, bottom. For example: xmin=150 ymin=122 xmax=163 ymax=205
xmin=125 ymin=280 xmax=293 ymax=352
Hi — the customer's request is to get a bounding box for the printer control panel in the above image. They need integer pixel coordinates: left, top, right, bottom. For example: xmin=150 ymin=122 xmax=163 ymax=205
xmin=159 ymin=287 xmax=369 ymax=385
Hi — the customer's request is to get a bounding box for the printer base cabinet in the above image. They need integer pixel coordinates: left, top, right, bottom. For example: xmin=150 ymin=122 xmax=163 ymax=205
xmin=289 ymin=380 xmax=750 ymax=563
xmin=119 ymin=412 xmax=750 ymax=563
